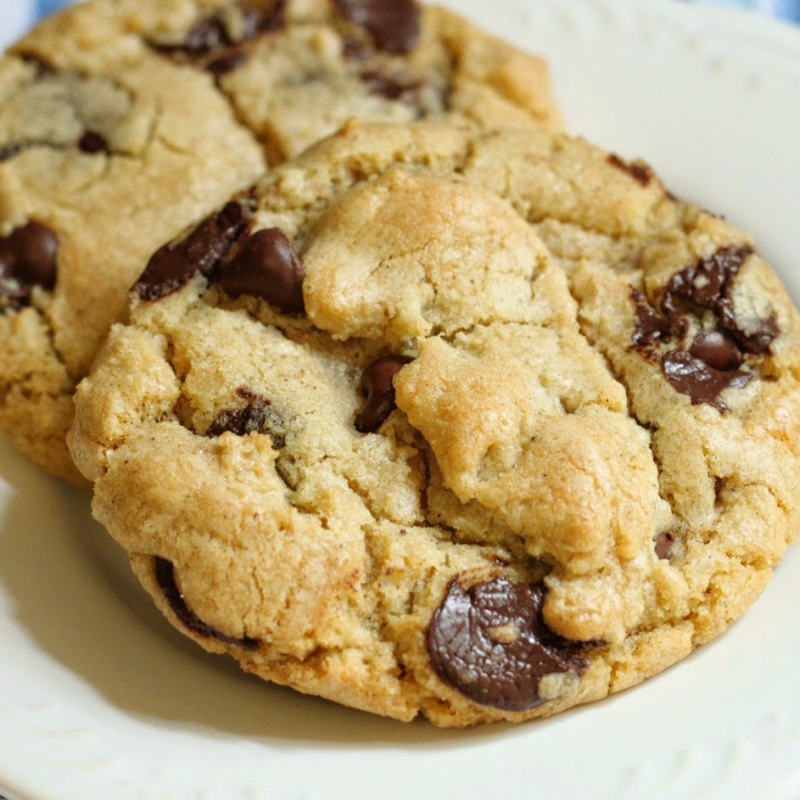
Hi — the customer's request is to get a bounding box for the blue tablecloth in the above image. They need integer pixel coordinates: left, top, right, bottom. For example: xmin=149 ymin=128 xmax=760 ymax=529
xmin=688 ymin=0 xmax=800 ymax=20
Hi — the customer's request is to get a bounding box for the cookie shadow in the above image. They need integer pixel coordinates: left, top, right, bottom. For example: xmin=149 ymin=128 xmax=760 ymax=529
xmin=0 ymin=437 xmax=517 ymax=750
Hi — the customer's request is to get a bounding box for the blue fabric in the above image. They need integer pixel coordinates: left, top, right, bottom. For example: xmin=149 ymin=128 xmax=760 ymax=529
xmin=682 ymin=0 xmax=800 ymax=22
xmin=35 ymin=0 xmax=73 ymax=17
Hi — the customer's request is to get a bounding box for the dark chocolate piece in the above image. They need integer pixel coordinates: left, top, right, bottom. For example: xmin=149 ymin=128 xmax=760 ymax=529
xmin=654 ymin=531 xmax=674 ymax=560
xmin=78 ymin=130 xmax=110 ymax=154
xmin=427 ymin=577 xmax=588 ymax=712
xmin=154 ymin=557 xmax=259 ymax=650
xmin=607 ymin=153 xmax=653 ymax=187
xmin=217 ymin=227 xmax=305 ymax=314
xmin=661 ymin=349 xmax=751 ymax=411
xmin=332 ymin=0 xmax=421 ymax=54
xmin=0 ymin=220 xmax=59 ymax=307
xmin=631 ymin=245 xmax=779 ymax=410
xmin=355 ymin=355 xmax=412 ymax=433
xmin=135 ymin=201 xmax=251 ymax=301
xmin=151 ymin=3 xmax=285 ymax=73
xmin=206 ymin=51 xmax=250 ymax=76
xmin=359 ymin=68 xmax=424 ymax=102
xmin=662 ymin=245 xmax=778 ymax=354
xmin=0 ymin=144 xmax=22 ymax=162
xmin=183 ymin=16 xmax=230 ymax=53
xmin=342 ymin=39 xmax=373 ymax=62
xmin=631 ymin=289 xmax=685 ymax=349
xmin=662 ymin=246 xmax=751 ymax=321
xmin=688 ymin=330 xmax=743 ymax=372
xmin=731 ymin=316 xmax=780 ymax=357
xmin=207 ymin=387 xmax=286 ymax=449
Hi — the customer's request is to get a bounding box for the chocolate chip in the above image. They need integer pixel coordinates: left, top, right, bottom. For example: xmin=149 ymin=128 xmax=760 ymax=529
xmin=359 ymin=67 xmax=424 ymax=102
xmin=631 ymin=245 xmax=779 ymax=410
xmin=607 ymin=153 xmax=653 ymax=187
xmin=631 ymin=288 xmax=686 ymax=350
xmin=355 ymin=355 xmax=412 ymax=433
xmin=0 ymin=220 xmax=59 ymax=307
xmin=183 ymin=16 xmax=230 ymax=54
xmin=178 ymin=8 xmax=270 ymax=55
xmin=689 ymin=330 xmax=743 ymax=371
xmin=662 ymin=246 xmax=752 ymax=320
xmin=661 ymin=349 xmax=751 ymax=411
xmin=206 ymin=51 xmax=250 ymax=76
xmin=654 ymin=531 xmax=674 ymax=560
xmin=217 ymin=228 xmax=305 ymax=314
xmin=0 ymin=144 xmax=22 ymax=162
xmin=427 ymin=577 xmax=588 ymax=712
xmin=732 ymin=316 xmax=780 ymax=357
xmin=135 ymin=201 xmax=251 ymax=302
xmin=662 ymin=245 xmax=777 ymax=356
xmin=342 ymin=39 xmax=373 ymax=61
xmin=207 ymin=387 xmax=286 ymax=449
xmin=151 ymin=3 xmax=285 ymax=73
xmin=78 ymin=130 xmax=110 ymax=154
xmin=154 ymin=556 xmax=259 ymax=650
xmin=246 ymin=2 xmax=287 ymax=35
xmin=332 ymin=0 xmax=421 ymax=54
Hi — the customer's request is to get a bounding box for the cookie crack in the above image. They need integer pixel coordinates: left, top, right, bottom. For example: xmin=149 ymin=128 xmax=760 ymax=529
xmin=358 ymin=524 xmax=418 ymax=687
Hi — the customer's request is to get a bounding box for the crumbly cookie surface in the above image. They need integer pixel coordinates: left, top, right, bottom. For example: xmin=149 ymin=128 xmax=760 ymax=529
xmin=69 ymin=122 xmax=800 ymax=726
xmin=0 ymin=0 xmax=560 ymax=485
xmin=0 ymin=5 xmax=266 ymax=483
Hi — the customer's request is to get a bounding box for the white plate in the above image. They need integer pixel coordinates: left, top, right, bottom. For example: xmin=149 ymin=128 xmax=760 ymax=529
xmin=3 ymin=1 xmax=800 ymax=798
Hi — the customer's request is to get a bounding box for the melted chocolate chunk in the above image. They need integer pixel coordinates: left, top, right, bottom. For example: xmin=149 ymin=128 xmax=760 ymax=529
xmin=360 ymin=68 xmax=424 ymax=102
xmin=207 ymin=387 xmax=286 ymax=449
xmin=631 ymin=245 xmax=779 ymax=410
xmin=662 ymin=246 xmax=752 ymax=322
xmin=217 ymin=228 xmax=305 ymax=314
xmin=332 ymin=0 xmax=421 ymax=54
xmin=183 ymin=16 xmax=231 ymax=53
xmin=154 ymin=556 xmax=259 ymax=650
xmin=136 ymin=201 xmax=251 ymax=301
xmin=152 ymin=2 xmax=285 ymax=72
xmin=654 ymin=531 xmax=675 ymax=560
xmin=342 ymin=39 xmax=373 ymax=62
xmin=688 ymin=330 xmax=743 ymax=372
xmin=731 ymin=316 xmax=780 ymax=356
xmin=661 ymin=245 xmax=778 ymax=354
xmin=207 ymin=51 xmax=250 ymax=76
xmin=631 ymin=289 xmax=686 ymax=349
xmin=0 ymin=220 xmax=59 ymax=307
xmin=661 ymin=349 xmax=751 ymax=411
xmin=0 ymin=144 xmax=22 ymax=162
xmin=78 ymin=130 xmax=109 ymax=154
xmin=427 ymin=577 xmax=588 ymax=712
xmin=607 ymin=153 xmax=653 ymax=187
xmin=355 ymin=355 xmax=413 ymax=433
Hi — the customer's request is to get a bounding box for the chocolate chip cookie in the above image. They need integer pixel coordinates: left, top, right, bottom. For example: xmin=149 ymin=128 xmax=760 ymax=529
xmin=0 ymin=0 xmax=562 ymax=485
xmin=0 ymin=5 xmax=266 ymax=484
xmin=68 ymin=121 xmax=800 ymax=726
xmin=140 ymin=0 xmax=564 ymax=162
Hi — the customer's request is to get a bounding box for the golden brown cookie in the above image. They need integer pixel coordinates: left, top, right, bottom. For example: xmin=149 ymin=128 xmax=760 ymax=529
xmin=0 ymin=4 xmax=266 ymax=484
xmin=69 ymin=122 xmax=800 ymax=726
xmin=0 ymin=0 xmax=561 ymax=485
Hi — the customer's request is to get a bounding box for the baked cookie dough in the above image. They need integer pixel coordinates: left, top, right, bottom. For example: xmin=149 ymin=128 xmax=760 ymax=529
xmin=135 ymin=0 xmax=564 ymax=162
xmin=69 ymin=122 xmax=800 ymax=726
xmin=0 ymin=4 xmax=266 ymax=484
xmin=0 ymin=0 xmax=561 ymax=485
